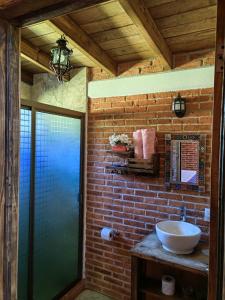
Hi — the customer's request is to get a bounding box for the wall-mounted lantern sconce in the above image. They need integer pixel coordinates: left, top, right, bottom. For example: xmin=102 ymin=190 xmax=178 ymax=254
xmin=172 ymin=93 xmax=186 ymax=118
xmin=50 ymin=35 xmax=73 ymax=82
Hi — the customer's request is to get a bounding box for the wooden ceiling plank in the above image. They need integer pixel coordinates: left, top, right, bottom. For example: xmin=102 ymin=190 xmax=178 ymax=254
xmin=100 ymin=35 xmax=146 ymax=50
xmin=22 ymin=23 xmax=56 ymax=40
xmin=91 ymin=25 xmax=140 ymax=43
xmin=167 ymin=29 xmax=216 ymax=52
xmin=169 ymin=39 xmax=215 ymax=53
xmin=118 ymin=0 xmax=172 ymax=69
xmin=147 ymin=0 xmax=217 ymax=19
xmin=143 ymin=0 xmax=175 ymax=7
xmin=106 ymin=42 xmax=149 ymax=56
xmin=161 ymin=18 xmax=216 ymax=38
xmin=21 ymin=39 xmax=53 ymax=74
xmin=166 ymin=29 xmax=216 ymax=45
xmin=114 ymin=50 xmax=155 ymax=62
xmin=27 ymin=32 xmax=62 ymax=48
xmin=156 ymin=6 xmax=217 ymax=29
xmin=78 ymin=13 xmax=133 ymax=35
xmin=47 ymin=16 xmax=117 ymax=76
xmin=69 ymin=1 xmax=124 ymax=25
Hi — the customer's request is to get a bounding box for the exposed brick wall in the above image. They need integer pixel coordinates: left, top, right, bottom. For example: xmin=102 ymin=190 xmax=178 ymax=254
xmin=85 ymin=88 xmax=213 ymax=300
xmin=89 ymin=49 xmax=215 ymax=81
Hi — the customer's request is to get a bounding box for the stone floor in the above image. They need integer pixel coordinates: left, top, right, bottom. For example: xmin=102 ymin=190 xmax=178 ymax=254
xmin=76 ymin=290 xmax=113 ymax=300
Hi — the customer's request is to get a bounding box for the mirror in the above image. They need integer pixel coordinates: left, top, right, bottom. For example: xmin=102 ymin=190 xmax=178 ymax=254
xmin=165 ymin=134 xmax=206 ymax=192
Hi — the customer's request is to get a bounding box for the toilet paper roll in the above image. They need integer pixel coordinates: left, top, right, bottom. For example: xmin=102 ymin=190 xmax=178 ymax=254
xmin=162 ymin=275 xmax=175 ymax=296
xmin=100 ymin=227 xmax=115 ymax=241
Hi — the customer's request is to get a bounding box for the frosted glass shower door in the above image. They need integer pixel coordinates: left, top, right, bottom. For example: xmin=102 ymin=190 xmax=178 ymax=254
xmin=33 ymin=112 xmax=82 ymax=300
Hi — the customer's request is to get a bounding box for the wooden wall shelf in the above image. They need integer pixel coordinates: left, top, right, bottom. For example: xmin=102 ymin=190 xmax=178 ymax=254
xmin=105 ymin=153 xmax=160 ymax=176
xmin=106 ymin=150 xmax=134 ymax=158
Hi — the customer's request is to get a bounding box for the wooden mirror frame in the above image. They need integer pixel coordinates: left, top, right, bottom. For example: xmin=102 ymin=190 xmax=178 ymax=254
xmin=165 ymin=134 xmax=206 ymax=192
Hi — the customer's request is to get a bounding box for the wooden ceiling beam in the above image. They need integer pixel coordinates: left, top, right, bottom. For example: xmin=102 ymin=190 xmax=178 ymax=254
xmin=20 ymin=39 xmax=53 ymax=74
xmin=21 ymin=70 xmax=33 ymax=85
xmin=0 ymin=0 xmax=23 ymax=10
xmin=118 ymin=0 xmax=172 ymax=69
xmin=47 ymin=16 xmax=117 ymax=76
xmin=1 ymin=0 xmax=114 ymax=27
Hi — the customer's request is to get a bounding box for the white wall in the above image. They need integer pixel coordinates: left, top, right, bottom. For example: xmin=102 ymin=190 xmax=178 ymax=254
xmin=88 ymin=66 xmax=215 ymax=98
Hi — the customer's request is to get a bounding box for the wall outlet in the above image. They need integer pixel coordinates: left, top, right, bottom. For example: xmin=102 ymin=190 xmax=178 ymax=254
xmin=204 ymin=208 xmax=210 ymax=222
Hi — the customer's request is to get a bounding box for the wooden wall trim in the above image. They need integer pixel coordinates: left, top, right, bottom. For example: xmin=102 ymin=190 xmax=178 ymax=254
xmin=0 ymin=19 xmax=7 ymax=300
xmin=0 ymin=19 xmax=20 ymax=300
xmin=60 ymin=280 xmax=85 ymax=300
xmin=208 ymin=0 xmax=225 ymax=299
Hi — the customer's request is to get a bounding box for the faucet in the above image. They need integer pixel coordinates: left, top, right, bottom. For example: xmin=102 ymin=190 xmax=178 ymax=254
xmin=180 ymin=206 xmax=187 ymax=222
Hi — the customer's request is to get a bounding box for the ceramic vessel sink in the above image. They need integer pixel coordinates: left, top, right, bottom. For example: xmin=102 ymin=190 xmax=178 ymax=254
xmin=156 ymin=220 xmax=201 ymax=254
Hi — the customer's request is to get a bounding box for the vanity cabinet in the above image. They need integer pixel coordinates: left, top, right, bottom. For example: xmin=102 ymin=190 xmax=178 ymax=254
xmin=131 ymin=234 xmax=208 ymax=300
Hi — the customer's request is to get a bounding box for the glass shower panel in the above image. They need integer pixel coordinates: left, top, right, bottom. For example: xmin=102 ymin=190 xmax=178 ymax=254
xmin=18 ymin=108 xmax=32 ymax=300
xmin=33 ymin=112 xmax=81 ymax=300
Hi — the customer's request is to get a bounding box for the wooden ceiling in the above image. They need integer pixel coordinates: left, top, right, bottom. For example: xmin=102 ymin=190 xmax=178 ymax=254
xmin=9 ymin=0 xmax=217 ymax=83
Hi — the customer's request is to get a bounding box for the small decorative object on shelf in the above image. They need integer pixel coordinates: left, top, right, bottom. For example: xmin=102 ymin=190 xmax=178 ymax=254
xmin=109 ymin=133 xmax=130 ymax=152
xmin=105 ymin=165 xmax=128 ymax=175
xmin=112 ymin=145 xmax=128 ymax=152
xmin=161 ymin=275 xmax=175 ymax=296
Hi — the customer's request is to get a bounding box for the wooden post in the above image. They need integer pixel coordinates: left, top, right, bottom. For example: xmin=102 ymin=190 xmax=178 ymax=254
xmin=0 ymin=19 xmax=20 ymax=300
xmin=208 ymin=0 xmax=225 ymax=299
xmin=131 ymin=256 xmax=140 ymax=300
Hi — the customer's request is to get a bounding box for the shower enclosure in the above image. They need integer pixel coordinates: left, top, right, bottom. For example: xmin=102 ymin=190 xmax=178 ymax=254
xmin=18 ymin=102 xmax=84 ymax=300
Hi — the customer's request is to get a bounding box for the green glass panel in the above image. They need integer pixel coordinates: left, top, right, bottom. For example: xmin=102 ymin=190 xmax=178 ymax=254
xmin=33 ymin=112 xmax=81 ymax=300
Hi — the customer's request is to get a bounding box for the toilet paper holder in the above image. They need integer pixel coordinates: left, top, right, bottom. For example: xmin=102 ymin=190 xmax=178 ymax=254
xmin=100 ymin=227 xmax=120 ymax=240
xmin=113 ymin=230 xmax=120 ymax=237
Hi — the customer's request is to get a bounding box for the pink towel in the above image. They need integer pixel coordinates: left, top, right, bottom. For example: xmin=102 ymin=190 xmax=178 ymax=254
xmin=142 ymin=128 xmax=157 ymax=159
xmin=133 ymin=130 xmax=143 ymax=159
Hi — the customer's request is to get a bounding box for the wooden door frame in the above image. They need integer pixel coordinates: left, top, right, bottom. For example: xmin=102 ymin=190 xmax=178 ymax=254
xmin=0 ymin=19 xmax=20 ymax=300
xmin=208 ymin=0 xmax=225 ymax=299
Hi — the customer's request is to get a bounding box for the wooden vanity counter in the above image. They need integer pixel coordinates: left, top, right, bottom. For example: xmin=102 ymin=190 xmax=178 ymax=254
xmin=130 ymin=233 xmax=209 ymax=300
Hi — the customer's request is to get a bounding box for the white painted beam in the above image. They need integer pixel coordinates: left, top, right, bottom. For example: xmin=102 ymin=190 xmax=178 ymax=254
xmin=88 ymin=66 xmax=214 ymax=98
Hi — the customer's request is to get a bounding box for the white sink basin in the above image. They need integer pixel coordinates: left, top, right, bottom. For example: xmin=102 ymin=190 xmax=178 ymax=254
xmin=156 ymin=221 xmax=201 ymax=254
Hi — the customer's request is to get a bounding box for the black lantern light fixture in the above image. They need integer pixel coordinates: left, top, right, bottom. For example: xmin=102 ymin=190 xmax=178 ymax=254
xmin=50 ymin=35 xmax=73 ymax=82
xmin=172 ymin=93 xmax=186 ymax=118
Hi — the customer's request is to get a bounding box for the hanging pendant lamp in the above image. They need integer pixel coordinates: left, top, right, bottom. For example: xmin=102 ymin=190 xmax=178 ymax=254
xmin=50 ymin=35 xmax=73 ymax=82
